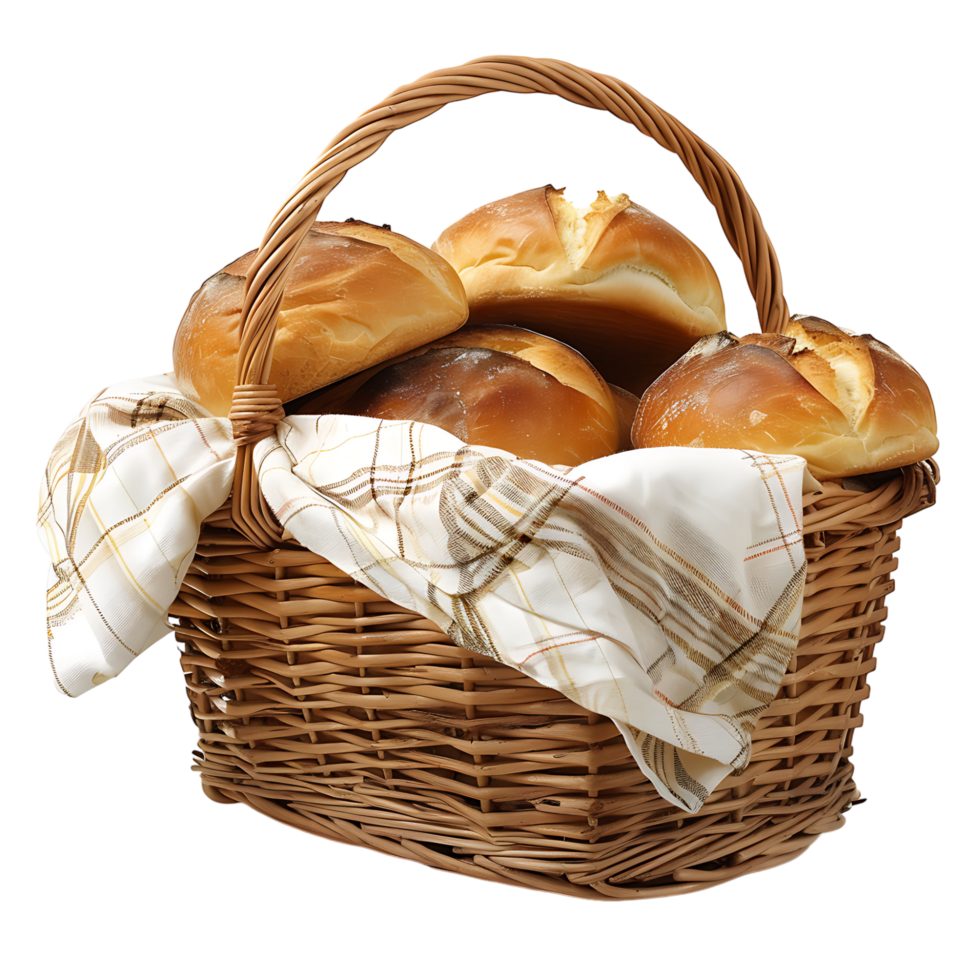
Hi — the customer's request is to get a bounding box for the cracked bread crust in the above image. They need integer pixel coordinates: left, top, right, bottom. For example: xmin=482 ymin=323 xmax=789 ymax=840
xmin=632 ymin=317 xmax=939 ymax=479
xmin=173 ymin=221 xmax=468 ymax=417
xmin=431 ymin=186 xmax=727 ymax=396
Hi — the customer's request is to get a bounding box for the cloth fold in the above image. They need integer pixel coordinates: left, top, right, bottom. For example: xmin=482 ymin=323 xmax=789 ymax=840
xmin=38 ymin=373 xmax=808 ymax=813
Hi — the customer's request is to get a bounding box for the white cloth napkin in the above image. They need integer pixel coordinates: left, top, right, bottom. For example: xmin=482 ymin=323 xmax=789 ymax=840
xmin=38 ymin=372 xmax=809 ymax=813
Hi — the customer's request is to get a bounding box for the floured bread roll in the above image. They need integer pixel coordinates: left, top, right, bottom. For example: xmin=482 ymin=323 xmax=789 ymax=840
xmin=431 ymin=185 xmax=726 ymax=395
xmin=295 ymin=325 xmax=619 ymax=466
xmin=631 ymin=316 xmax=939 ymax=480
xmin=173 ymin=220 xmax=468 ymax=416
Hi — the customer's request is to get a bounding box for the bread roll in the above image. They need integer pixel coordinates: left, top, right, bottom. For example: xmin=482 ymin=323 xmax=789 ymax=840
xmin=296 ymin=325 xmax=619 ymax=466
xmin=431 ymin=186 xmax=726 ymax=395
xmin=173 ymin=220 xmax=468 ymax=416
xmin=609 ymin=384 xmax=640 ymax=452
xmin=631 ymin=316 xmax=939 ymax=480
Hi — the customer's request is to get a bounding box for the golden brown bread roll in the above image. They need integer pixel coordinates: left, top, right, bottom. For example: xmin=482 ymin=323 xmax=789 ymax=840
xmin=431 ymin=185 xmax=726 ymax=396
xmin=295 ymin=325 xmax=619 ymax=466
xmin=631 ymin=316 xmax=939 ymax=480
xmin=609 ymin=384 xmax=640 ymax=452
xmin=173 ymin=220 xmax=468 ymax=416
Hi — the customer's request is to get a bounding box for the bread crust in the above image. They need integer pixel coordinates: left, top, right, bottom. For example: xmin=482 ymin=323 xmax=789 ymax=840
xmin=431 ymin=186 xmax=726 ymax=395
xmin=295 ymin=324 xmax=620 ymax=466
xmin=173 ymin=221 xmax=468 ymax=416
xmin=632 ymin=318 xmax=939 ymax=479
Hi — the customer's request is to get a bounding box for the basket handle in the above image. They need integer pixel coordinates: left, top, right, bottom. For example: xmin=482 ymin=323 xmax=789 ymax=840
xmin=229 ymin=56 xmax=790 ymax=545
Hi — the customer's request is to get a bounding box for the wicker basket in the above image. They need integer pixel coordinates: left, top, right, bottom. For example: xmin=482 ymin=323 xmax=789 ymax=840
xmin=169 ymin=56 xmax=939 ymax=900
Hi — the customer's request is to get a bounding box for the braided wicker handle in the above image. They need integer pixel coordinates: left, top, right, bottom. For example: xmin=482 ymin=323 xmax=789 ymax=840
xmin=229 ymin=55 xmax=790 ymax=545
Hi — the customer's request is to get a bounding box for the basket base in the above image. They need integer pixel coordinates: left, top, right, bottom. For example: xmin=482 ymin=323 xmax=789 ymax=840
xmin=193 ymin=778 xmax=867 ymax=902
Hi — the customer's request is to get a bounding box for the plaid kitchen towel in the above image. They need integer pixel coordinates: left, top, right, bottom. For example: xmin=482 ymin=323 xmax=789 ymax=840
xmin=38 ymin=373 xmax=808 ymax=813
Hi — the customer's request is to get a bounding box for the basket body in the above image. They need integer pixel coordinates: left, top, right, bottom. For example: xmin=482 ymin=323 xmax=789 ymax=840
xmin=172 ymin=462 xmax=934 ymax=899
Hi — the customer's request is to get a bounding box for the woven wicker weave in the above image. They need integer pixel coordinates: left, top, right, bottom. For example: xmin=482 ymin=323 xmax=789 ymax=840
xmin=169 ymin=57 xmax=939 ymax=899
